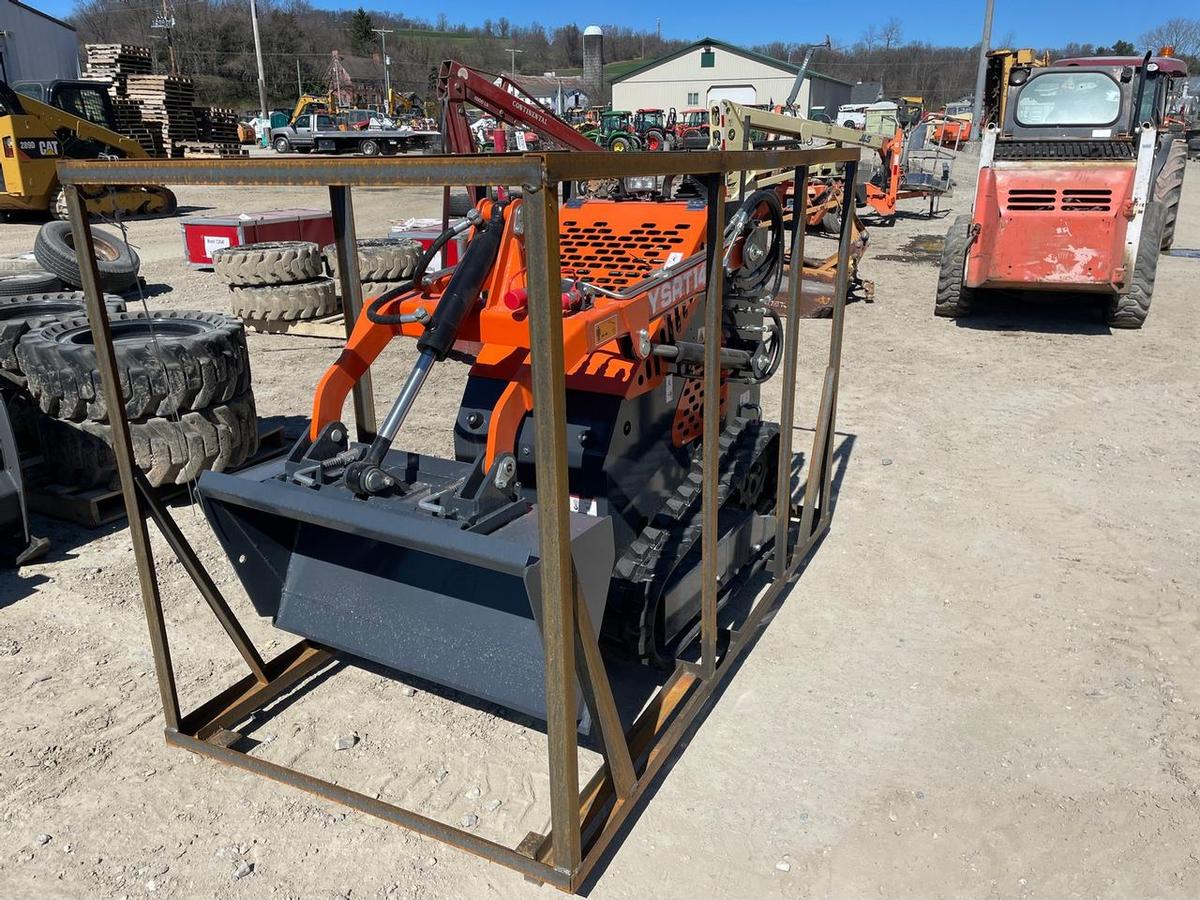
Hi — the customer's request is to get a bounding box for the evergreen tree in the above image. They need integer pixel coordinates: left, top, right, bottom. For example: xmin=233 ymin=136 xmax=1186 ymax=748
xmin=348 ymin=7 xmax=375 ymax=55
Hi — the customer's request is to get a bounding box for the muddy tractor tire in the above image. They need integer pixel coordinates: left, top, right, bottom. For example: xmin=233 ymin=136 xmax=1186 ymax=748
xmin=228 ymin=277 xmax=338 ymax=322
xmin=608 ymin=134 xmax=634 ymax=152
xmin=0 ymin=292 xmax=125 ymax=374
xmin=323 ymin=238 xmax=422 ymax=282
xmin=17 ymin=310 xmax=251 ymax=421
xmin=33 ymin=221 xmax=140 ymax=293
xmin=934 ymin=215 xmax=976 ymax=318
xmin=0 ymin=271 xmax=61 ymax=296
xmin=37 ymin=391 xmax=259 ymax=489
xmin=212 ymin=241 xmax=323 ymax=287
xmin=1107 ymin=201 xmax=1166 ymax=329
xmin=1154 ymin=139 xmax=1187 ymax=252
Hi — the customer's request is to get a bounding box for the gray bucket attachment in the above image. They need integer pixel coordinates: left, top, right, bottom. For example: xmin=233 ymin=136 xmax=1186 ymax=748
xmin=0 ymin=395 xmax=47 ymax=566
xmin=198 ymin=448 xmax=614 ymax=723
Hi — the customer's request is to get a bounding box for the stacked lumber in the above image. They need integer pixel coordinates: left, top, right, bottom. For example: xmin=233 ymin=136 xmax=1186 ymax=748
xmin=125 ymin=75 xmax=198 ymax=153
xmin=82 ymin=44 xmax=152 ymax=77
xmin=81 ymin=44 xmax=166 ymax=157
xmin=180 ymin=142 xmax=248 ymax=158
xmin=193 ymin=106 xmax=240 ymax=144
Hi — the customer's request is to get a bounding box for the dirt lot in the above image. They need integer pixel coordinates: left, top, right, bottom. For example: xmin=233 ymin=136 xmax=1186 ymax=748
xmin=1 ymin=150 xmax=1198 ymax=900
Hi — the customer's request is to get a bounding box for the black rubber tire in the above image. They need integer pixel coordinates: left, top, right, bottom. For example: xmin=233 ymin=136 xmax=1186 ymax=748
xmin=33 ymin=221 xmax=140 ymax=293
xmin=609 ymin=134 xmax=634 ymax=152
xmin=37 ymin=391 xmax=259 ymax=489
xmin=17 ymin=310 xmax=251 ymax=422
xmin=0 ymin=270 xmax=61 ymax=296
xmin=228 ymin=277 xmax=338 ymax=321
xmin=447 ymin=189 xmax=474 ymax=217
xmin=935 ymin=215 xmax=976 ymax=318
xmin=360 ymin=138 xmax=381 ymax=157
xmin=1107 ymin=201 xmax=1165 ymax=329
xmin=322 ymin=238 xmax=422 ymax=281
xmin=643 ymin=128 xmax=667 ymax=151
xmin=212 ymin=241 xmax=323 ymax=287
xmin=274 ymin=136 xmax=291 ymax=153
xmin=1154 ymin=139 xmax=1186 ymax=251
xmin=0 ymin=292 xmax=125 ymax=374
xmin=0 ymin=254 xmax=43 ymax=274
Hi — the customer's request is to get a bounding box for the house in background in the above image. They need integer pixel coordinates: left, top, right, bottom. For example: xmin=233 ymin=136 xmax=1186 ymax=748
xmin=0 ymin=0 xmax=79 ymax=83
xmin=610 ymin=37 xmax=850 ymax=116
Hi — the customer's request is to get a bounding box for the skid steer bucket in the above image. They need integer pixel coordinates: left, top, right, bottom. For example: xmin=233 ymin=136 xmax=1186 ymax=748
xmin=198 ymin=449 xmax=615 ymax=723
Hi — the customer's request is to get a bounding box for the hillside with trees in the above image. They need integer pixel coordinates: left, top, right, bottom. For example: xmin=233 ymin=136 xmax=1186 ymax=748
xmin=69 ymin=0 xmax=685 ymax=108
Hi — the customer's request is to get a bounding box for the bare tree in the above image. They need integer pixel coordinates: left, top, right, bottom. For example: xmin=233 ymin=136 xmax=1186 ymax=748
xmin=860 ymin=25 xmax=879 ymax=53
xmin=1141 ymin=17 xmax=1200 ymax=58
xmin=880 ymin=17 xmax=903 ymax=51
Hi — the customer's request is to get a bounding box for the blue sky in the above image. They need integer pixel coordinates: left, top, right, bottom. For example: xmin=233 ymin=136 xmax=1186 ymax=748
xmin=40 ymin=0 xmax=1195 ymax=50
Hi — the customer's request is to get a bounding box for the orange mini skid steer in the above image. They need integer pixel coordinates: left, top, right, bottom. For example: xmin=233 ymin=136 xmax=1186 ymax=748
xmin=198 ymin=189 xmax=788 ymax=721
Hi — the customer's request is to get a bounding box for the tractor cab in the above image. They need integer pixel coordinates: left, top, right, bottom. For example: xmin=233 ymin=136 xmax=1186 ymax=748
xmin=936 ymin=54 xmax=1189 ymax=328
xmin=12 ymin=79 xmax=119 ymax=132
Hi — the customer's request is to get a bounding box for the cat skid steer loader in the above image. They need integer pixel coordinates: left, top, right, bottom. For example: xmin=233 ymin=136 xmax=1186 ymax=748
xmin=0 ymin=79 xmax=175 ymax=219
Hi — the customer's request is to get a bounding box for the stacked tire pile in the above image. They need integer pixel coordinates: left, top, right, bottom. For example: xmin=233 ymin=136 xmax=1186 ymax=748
xmin=0 ymin=222 xmax=142 ymax=298
xmin=212 ymin=238 xmax=422 ymax=327
xmin=322 ymin=237 xmax=421 ymax=299
xmin=0 ymin=295 xmax=258 ymax=490
xmin=212 ymin=242 xmax=338 ymax=324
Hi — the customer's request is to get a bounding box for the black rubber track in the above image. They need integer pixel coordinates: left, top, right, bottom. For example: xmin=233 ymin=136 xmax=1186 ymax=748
xmin=17 ymin=310 xmax=251 ymax=422
xmin=0 ymin=271 xmax=61 ymax=296
xmin=0 ymin=292 xmax=126 ymax=374
xmin=36 ymin=391 xmax=259 ymax=489
xmin=33 ymin=221 xmax=140 ymax=293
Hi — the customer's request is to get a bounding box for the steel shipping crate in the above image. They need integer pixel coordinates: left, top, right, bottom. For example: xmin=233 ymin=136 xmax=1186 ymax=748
xmin=181 ymin=208 xmax=336 ymax=267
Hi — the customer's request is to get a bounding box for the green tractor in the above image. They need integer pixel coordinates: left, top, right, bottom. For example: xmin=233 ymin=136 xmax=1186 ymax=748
xmin=583 ymin=109 xmax=641 ymax=151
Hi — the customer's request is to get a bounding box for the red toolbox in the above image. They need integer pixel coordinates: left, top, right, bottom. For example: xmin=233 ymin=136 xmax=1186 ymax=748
xmin=181 ymin=208 xmax=335 ymax=268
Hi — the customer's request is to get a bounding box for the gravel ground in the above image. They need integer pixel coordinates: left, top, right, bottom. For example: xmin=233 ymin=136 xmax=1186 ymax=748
xmin=1 ymin=148 xmax=1198 ymax=899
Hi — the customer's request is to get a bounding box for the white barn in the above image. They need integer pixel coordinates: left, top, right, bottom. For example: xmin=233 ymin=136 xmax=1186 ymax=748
xmin=0 ymin=0 xmax=80 ymax=83
xmin=610 ymin=37 xmax=850 ymax=117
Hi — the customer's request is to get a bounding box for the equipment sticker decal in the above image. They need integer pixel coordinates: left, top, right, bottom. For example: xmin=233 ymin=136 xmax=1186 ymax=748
xmin=16 ymin=139 xmax=59 ymax=159
xmin=594 ymin=316 xmax=617 ymax=344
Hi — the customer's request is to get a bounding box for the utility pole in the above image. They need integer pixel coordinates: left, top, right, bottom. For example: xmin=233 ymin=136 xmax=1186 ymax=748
xmin=296 ymin=58 xmax=302 ymax=96
xmin=505 ymin=47 xmax=523 ymax=75
xmin=249 ymin=0 xmax=269 ymax=120
xmin=372 ymin=28 xmax=393 ymax=101
xmin=151 ymin=0 xmax=177 ymax=74
xmin=971 ymin=0 xmax=996 ymax=140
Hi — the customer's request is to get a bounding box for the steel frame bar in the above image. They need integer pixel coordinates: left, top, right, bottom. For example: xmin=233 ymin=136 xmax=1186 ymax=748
xmin=60 ymin=147 xmax=857 ymax=893
xmin=328 ymin=186 xmax=377 ymax=442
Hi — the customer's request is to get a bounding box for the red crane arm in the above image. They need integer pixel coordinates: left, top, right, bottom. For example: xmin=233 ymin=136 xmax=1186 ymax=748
xmin=436 ymin=59 xmax=601 ymax=154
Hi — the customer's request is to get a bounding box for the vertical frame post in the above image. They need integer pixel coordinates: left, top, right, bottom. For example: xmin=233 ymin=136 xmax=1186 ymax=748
xmin=65 ymin=184 xmax=183 ymax=732
xmin=522 ymin=171 xmax=581 ymax=871
xmin=821 ymin=160 xmax=857 ymax=506
xmin=329 ymin=185 xmax=377 ymax=442
xmin=700 ymin=172 xmax=727 ymax=679
xmin=774 ymin=166 xmax=808 ymax=578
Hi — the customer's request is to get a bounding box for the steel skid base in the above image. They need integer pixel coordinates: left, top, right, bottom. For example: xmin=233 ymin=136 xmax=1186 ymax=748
xmin=58 ymin=146 xmax=857 ymax=891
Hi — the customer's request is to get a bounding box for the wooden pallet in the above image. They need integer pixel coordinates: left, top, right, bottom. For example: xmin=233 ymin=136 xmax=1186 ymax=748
xmin=243 ymin=312 xmax=348 ymax=338
xmin=179 ymin=141 xmax=247 ymax=158
xmin=24 ymin=425 xmax=289 ymax=530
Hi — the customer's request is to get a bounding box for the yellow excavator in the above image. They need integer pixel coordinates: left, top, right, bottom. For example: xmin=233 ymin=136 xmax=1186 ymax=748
xmin=0 ymin=79 xmax=175 ymax=219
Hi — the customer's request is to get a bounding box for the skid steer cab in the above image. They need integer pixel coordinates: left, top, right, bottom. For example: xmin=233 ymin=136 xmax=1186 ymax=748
xmin=198 ymin=189 xmax=791 ymax=724
xmin=936 ymin=53 xmax=1188 ymax=328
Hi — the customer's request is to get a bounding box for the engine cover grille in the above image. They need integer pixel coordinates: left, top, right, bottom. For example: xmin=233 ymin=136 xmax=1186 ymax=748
xmin=994 ymin=139 xmax=1136 ymax=161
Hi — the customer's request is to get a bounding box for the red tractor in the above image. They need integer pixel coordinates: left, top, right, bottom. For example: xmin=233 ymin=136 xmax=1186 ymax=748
xmin=632 ymin=108 xmax=670 ymax=150
xmin=937 ymin=53 xmax=1189 ymax=328
xmin=667 ymin=107 xmax=711 ymax=149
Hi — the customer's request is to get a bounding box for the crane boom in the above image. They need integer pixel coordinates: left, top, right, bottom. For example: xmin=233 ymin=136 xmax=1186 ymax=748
xmin=436 ymin=59 xmax=602 ymax=154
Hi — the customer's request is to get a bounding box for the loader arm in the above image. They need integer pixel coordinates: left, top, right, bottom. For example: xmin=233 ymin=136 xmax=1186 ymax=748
xmin=436 ymin=59 xmax=603 ymax=154
xmin=1 ymin=81 xmax=148 ymax=159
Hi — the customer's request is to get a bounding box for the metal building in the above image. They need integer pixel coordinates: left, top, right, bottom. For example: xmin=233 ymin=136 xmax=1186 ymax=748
xmin=611 ymin=37 xmax=850 ymax=117
xmin=0 ymin=0 xmax=80 ymax=83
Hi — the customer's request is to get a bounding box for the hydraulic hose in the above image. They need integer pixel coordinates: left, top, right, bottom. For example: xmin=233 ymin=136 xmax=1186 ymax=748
xmin=726 ymin=189 xmax=785 ymax=300
xmin=365 ymin=206 xmax=484 ymax=325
